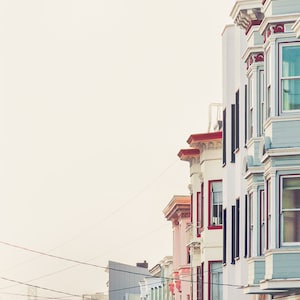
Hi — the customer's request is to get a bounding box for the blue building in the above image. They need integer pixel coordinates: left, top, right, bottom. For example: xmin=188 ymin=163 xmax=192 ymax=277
xmin=222 ymin=1 xmax=300 ymax=299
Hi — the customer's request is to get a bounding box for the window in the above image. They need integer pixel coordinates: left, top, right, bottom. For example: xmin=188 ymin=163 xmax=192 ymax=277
xmin=235 ymin=90 xmax=240 ymax=150
xmin=249 ymin=193 xmax=254 ymax=257
xmin=244 ymin=195 xmax=248 ymax=258
xmin=191 ymin=194 xmax=193 ymax=223
xmin=266 ymin=179 xmax=271 ymax=250
xmin=197 ymin=184 xmax=204 ymax=236
xmin=222 ymin=109 xmax=226 ymax=165
xmin=258 ymin=70 xmax=265 ymax=136
xmin=259 ymin=190 xmax=265 ymax=255
xmin=280 ymin=44 xmax=300 ymax=112
xmin=266 ymin=49 xmax=271 ymax=118
xmin=231 ymin=104 xmax=236 ymax=163
xmin=248 ymin=76 xmax=254 ymax=139
xmin=197 ymin=264 xmax=203 ymax=300
xmin=244 ymin=85 xmax=248 ymax=145
xmin=281 ymin=176 xmax=300 ymax=244
xmin=209 ymin=181 xmax=223 ymax=227
xmin=223 ymin=209 xmax=227 ymax=264
xmin=231 ymin=205 xmax=236 ymax=264
xmin=209 ymin=262 xmax=223 ymax=300
xmin=235 ymin=199 xmax=240 ymax=259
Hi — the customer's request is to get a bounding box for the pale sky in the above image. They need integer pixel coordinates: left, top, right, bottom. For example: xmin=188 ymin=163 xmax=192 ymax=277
xmin=0 ymin=1 xmax=235 ymax=299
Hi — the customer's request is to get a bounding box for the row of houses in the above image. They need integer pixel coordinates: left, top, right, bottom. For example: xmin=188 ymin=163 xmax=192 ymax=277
xmin=106 ymin=1 xmax=300 ymax=300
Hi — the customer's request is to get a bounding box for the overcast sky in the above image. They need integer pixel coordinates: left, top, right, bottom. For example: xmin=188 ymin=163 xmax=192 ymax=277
xmin=0 ymin=0 xmax=235 ymax=299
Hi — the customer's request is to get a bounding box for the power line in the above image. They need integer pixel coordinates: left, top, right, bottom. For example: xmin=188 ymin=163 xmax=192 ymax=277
xmin=0 ymin=291 xmax=73 ymax=300
xmin=1 ymin=160 xmax=179 ymax=275
xmin=0 ymin=239 xmax=241 ymax=287
xmin=0 ymin=276 xmax=81 ymax=298
xmin=0 ymin=224 xmax=169 ymax=291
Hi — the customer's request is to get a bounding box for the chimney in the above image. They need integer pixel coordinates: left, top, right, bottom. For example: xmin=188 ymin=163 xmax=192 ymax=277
xmin=136 ymin=260 xmax=148 ymax=269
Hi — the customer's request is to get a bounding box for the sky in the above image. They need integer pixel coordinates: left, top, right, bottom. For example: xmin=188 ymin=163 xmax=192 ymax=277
xmin=0 ymin=0 xmax=235 ymax=299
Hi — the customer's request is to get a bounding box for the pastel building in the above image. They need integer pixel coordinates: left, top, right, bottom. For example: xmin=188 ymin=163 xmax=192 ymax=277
xmin=139 ymin=256 xmax=173 ymax=300
xmin=178 ymin=130 xmax=223 ymax=300
xmin=106 ymin=260 xmax=150 ymax=300
xmin=163 ymin=195 xmax=191 ymax=300
xmin=222 ymin=0 xmax=300 ymax=299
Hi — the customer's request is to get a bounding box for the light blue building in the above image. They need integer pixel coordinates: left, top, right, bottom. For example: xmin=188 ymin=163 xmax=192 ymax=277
xmin=222 ymin=1 xmax=300 ymax=299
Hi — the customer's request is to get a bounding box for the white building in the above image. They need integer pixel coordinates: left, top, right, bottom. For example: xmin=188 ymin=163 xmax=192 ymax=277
xmin=178 ymin=129 xmax=223 ymax=300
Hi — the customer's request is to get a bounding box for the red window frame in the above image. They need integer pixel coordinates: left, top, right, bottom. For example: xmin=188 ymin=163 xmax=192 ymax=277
xmin=208 ymin=180 xmax=223 ymax=229
xmin=208 ymin=261 xmax=222 ymax=300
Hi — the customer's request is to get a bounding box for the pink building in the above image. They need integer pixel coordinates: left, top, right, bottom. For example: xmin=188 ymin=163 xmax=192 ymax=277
xmin=163 ymin=195 xmax=191 ymax=300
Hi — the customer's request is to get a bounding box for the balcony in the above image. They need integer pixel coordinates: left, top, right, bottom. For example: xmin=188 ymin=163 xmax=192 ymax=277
xmin=185 ymin=223 xmax=200 ymax=247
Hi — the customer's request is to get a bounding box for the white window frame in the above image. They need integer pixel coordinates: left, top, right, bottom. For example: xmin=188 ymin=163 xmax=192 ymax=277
xmin=279 ymin=42 xmax=300 ymax=114
xmin=248 ymin=75 xmax=254 ymax=139
xmin=266 ymin=48 xmax=271 ymax=118
xmin=258 ymin=69 xmax=265 ymax=136
xmin=280 ymin=175 xmax=300 ymax=246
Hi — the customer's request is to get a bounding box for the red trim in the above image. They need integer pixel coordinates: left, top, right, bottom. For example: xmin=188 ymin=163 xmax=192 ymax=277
xmin=191 ymin=194 xmax=193 ymax=223
xmin=254 ymin=53 xmax=264 ymax=62
xmin=187 ymin=131 xmax=222 ymax=145
xmin=208 ymin=180 xmax=222 ymax=228
xmin=178 ymin=148 xmax=200 ymax=160
xmin=168 ymin=282 xmax=175 ymax=295
xmin=262 ymin=0 xmax=266 ymax=4
xmin=208 ymin=225 xmax=222 ymax=230
xmin=245 ymin=20 xmax=262 ymax=35
xmin=273 ymin=23 xmax=284 ymax=34
xmin=208 ymin=261 xmax=222 ymax=300
xmin=201 ymin=182 xmax=204 ymax=229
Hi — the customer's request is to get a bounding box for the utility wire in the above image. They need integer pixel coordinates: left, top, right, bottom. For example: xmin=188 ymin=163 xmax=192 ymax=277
xmin=0 ymin=276 xmax=81 ymax=298
xmin=0 ymin=224 xmax=169 ymax=291
xmin=0 ymin=291 xmax=73 ymax=300
xmin=2 ymin=160 xmax=179 ymax=274
xmin=0 ymin=239 xmax=241 ymax=288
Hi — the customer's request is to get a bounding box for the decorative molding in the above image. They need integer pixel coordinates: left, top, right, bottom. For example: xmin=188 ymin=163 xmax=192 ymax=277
xmin=272 ymin=23 xmax=284 ymax=34
xmin=254 ymin=53 xmax=264 ymax=62
xmin=246 ymin=52 xmax=264 ymax=69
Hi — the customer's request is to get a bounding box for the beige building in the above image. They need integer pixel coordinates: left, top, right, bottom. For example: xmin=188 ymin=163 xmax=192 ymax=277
xmin=178 ymin=129 xmax=223 ymax=300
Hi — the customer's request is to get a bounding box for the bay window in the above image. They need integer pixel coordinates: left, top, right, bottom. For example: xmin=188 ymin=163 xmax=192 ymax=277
xmin=281 ymin=176 xmax=300 ymax=244
xmin=280 ymin=43 xmax=300 ymax=112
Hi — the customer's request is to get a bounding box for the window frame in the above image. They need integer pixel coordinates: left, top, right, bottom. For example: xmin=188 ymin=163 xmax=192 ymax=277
xmin=259 ymin=189 xmax=266 ymax=256
xmin=208 ymin=180 xmax=223 ymax=229
xmin=208 ymin=261 xmax=223 ymax=300
xmin=197 ymin=263 xmax=204 ymax=300
xmin=280 ymin=175 xmax=300 ymax=246
xmin=266 ymin=48 xmax=271 ymax=119
xmin=279 ymin=42 xmax=300 ymax=114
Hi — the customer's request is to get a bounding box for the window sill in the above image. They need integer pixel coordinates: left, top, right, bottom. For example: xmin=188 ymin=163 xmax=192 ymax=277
xmin=208 ymin=225 xmax=222 ymax=230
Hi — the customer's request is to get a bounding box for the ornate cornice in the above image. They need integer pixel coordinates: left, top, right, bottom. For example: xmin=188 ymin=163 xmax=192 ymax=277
xmin=230 ymin=0 xmax=264 ymax=33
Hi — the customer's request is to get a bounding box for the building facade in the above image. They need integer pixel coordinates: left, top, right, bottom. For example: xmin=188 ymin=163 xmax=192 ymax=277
xmin=139 ymin=256 xmax=173 ymax=300
xmin=163 ymin=195 xmax=191 ymax=300
xmin=178 ymin=130 xmax=223 ymax=300
xmin=106 ymin=260 xmax=150 ymax=300
xmin=222 ymin=1 xmax=300 ymax=299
